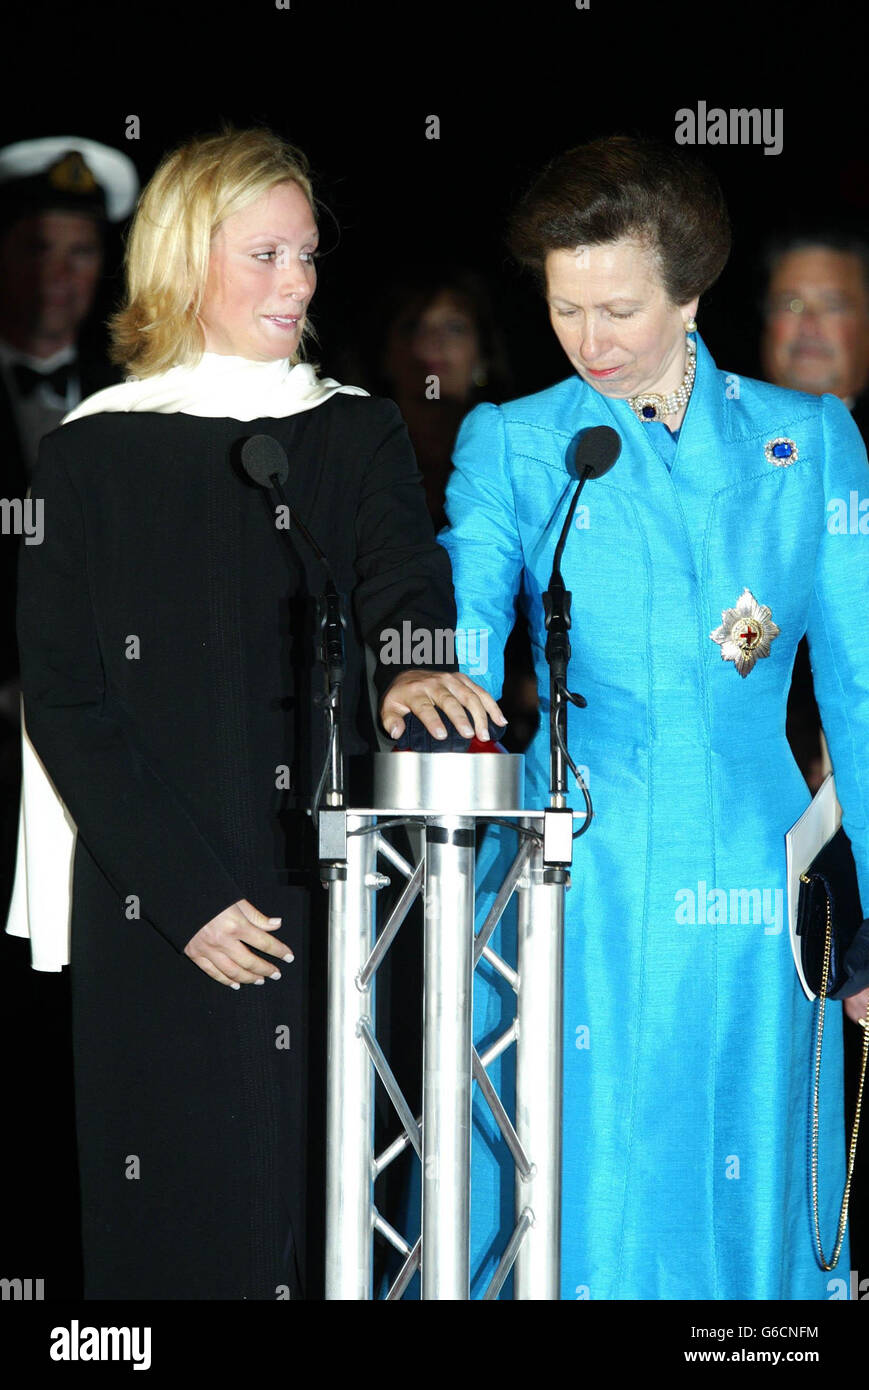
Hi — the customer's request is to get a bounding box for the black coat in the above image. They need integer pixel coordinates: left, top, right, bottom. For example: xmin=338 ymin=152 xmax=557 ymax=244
xmin=0 ymin=354 xmax=119 ymax=684
xmin=17 ymin=395 xmax=457 ymax=1299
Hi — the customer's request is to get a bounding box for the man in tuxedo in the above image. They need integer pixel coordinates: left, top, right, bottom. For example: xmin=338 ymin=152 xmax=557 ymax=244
xmin=0 ymin=138 xmax=138 ymax=681
xmin=760 ymin=227 xmax=869 ymax=1270
xmin=0 ymin=137 xmax=137 ymax=1298
xmin=761 ymin=229 xmax=869 ymax=441
xmin=0 ymin=138 xmax=137 ymax=919
xmin=760 ymin=229 xmax=869 ymax=791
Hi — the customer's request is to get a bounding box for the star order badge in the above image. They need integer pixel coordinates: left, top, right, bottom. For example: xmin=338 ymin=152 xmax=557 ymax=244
xmin=710 ymin=588 xmax=780 ymax=677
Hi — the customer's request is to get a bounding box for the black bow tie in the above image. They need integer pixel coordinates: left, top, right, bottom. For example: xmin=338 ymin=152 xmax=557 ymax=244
xmin=12 ymin=361 xmax=74 ymax=399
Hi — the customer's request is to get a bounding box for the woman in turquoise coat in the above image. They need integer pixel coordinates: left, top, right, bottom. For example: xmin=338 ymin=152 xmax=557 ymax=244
xmin=439 ymin=136 xmax=869 ymax=1299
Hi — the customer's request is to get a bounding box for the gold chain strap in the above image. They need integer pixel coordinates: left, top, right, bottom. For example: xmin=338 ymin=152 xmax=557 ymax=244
xmin=805 ymin=877 xmax=869 ymax=1269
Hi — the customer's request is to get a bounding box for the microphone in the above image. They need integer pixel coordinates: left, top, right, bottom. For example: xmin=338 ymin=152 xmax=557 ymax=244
xmin=240 ymin=432 xmax=288 ymax=488
xmin=566 ymin=424 xmax=621 ymax=483
xmin=550 ymin=425 xmax=621 ymax=589
xmin=241 ymin=433 xmax=347 ymax=827
xmin=240 ymin=433 xmax=346 ymax=682
xmin=241 ymin=434 xmax=333 ymax=579
xmin=543 ymin=424 xmax=622 ymax=826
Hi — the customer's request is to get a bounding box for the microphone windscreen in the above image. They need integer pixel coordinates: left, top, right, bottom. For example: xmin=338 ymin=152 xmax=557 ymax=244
xmin=569 ymin=425 xmax=621 ymax=480
xmin=241 ymin=434 xmax=289 ymax=488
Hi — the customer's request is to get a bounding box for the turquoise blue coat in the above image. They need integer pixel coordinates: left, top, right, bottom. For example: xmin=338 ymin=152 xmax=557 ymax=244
xmin=438 ymin=332 xmax=869 ymax=1299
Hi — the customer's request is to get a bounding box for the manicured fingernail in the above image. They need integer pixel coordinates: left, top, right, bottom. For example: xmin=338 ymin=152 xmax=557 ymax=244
xmin=478 ymin=729 xmax=490 ymax=740
xmin=231 ymin=983 xmax=240 ymax=990
xmin=283 ymin=952 xmax=294 ymax=962
xmin=434 ymin=728 xmax=447 ymax=739
xmin=255 ymin=977 xmax=265 ymax=985
xmin=390 ymin=724 xmax=401 ymax=738
xmin=268 ymin=917 xmax=282 ymax=925
xmin=461 ymin=725 xmax=474 ymax=737
xmin=270 ymin=970 xmax=281 ymax=980
xmin=497 ymin=715 xmax=509 ymax=725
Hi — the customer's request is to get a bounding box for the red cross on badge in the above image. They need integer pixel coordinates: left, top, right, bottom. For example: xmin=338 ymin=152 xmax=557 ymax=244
xmin=710 ymin=589 xmax=780 ymax=677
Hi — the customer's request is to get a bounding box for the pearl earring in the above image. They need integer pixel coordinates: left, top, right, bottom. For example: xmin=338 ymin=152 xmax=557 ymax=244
xmin=685 ymin=317 xmax=698 ymax=334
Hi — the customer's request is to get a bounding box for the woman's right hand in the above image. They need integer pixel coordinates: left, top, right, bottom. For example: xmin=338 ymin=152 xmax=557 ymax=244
xmin=184 ymin=899 xmax=293 ymax=989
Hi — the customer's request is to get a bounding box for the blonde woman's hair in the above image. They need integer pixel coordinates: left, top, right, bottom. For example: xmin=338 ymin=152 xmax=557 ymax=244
xmin=109 ymin=126 xmax=319 ymax=377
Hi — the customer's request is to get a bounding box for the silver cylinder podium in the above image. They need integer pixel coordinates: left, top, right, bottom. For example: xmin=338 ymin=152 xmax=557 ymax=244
xmin=324 ymin=750 xmax=570 ymax=1300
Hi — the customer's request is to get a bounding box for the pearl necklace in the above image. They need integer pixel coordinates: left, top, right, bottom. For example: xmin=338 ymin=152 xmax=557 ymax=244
xmin=627 ymin=338 xmax=696 ymax=423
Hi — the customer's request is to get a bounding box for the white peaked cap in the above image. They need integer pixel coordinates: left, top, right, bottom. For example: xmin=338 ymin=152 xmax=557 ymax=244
xmin=0 ymin=135 xmax=139 ymax=221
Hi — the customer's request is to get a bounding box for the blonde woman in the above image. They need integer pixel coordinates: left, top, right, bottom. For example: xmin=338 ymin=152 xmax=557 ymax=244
xmin=15 ymin=127 xmax=503 ymax=1300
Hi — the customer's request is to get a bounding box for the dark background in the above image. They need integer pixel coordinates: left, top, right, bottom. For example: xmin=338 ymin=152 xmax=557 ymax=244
xmin=3 ymin=0 xmax=868 ymax=1305
xmin=11 ymin=0 xmax=869 ymax=395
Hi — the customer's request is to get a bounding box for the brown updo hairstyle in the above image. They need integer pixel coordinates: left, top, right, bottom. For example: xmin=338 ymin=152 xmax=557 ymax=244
xmin=507 ymin=134 xmax=731 ymax=307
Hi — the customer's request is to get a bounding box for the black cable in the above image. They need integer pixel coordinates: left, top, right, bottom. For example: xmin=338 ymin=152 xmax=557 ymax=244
xmin=478 ymin=818 xmax=544 ymax=843
xmin=346 ymin=817 xmax=430 ymax=838
xmin=551 ymin=680 xmax=593 ymax=837
xmin=311 ymin=699 xmax=338 ymax=832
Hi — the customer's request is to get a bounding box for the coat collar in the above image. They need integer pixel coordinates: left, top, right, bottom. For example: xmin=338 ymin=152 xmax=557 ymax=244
xmin=598 ymin=330 xmax=723 ymax=483
xmin=513 ymin=332 xmax=724 ymax=486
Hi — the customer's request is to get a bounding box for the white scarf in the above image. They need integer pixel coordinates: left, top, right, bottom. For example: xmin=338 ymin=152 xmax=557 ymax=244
xmin=6 ymin=353 xmax=367 ymax=970
xmin=63 ymin=352 xmax=365 ymax=423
